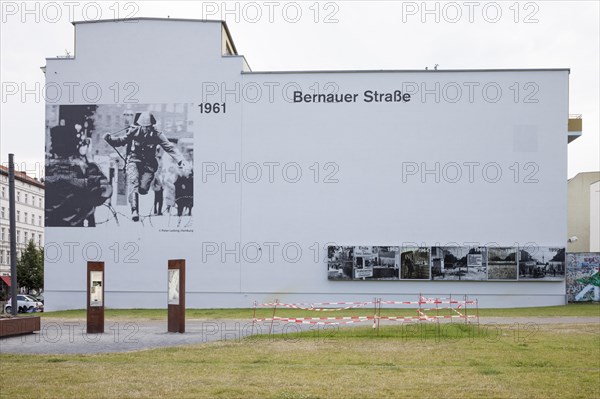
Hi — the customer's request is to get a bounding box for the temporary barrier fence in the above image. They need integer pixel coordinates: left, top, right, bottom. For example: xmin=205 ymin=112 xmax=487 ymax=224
xmin=251 ymin=294 xmax=479 ymax=334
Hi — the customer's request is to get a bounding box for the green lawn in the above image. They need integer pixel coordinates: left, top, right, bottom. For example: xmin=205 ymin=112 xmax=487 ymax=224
xmin=38 ymin=302 xmax=600 ymax=320
xmin=1 ymin=322 xmax=598 ymax=398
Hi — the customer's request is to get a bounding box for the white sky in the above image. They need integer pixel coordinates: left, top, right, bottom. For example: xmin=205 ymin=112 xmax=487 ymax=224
xmin=1 ymin=0 xmax=598 ymax=179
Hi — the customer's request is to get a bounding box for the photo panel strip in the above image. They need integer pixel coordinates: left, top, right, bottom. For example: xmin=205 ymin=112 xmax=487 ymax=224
xmin=430 ymin=246 xmax=488 ymax=281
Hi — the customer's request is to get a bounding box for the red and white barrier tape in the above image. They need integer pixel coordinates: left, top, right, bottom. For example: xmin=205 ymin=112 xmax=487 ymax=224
xmin=252 ymin=296 xmax=478 ymax=325
xmin=257 ymin=301 xmax=371 ymax=309
xmin=257 ymin=302 xmax=370 ymax=311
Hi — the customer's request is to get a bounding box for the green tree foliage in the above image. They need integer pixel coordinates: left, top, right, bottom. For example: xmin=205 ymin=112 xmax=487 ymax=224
xmin=17 ymin=240 xmax=44 ymax=293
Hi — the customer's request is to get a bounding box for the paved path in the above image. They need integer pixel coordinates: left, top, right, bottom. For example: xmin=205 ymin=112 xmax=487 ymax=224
xmin=0 ymin=316 xmax=598 ymax=355
xmin=0 ymin=319 xmax=312 ymax=355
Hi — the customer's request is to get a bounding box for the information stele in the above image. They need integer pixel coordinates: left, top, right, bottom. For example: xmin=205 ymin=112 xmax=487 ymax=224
xmin=167 ymin=259 xmax=185 ymax=333
xmin=87 ymin=261 xmax=104 ymax=334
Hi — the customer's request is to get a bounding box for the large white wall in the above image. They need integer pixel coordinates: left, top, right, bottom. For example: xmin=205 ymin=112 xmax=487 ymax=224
xmin=44 ymin=19 xmax=568 ymax=310
xmin=590 ymin=181 xmax=600 ymax=252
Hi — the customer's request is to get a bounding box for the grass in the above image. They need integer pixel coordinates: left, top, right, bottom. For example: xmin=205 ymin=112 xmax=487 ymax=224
xmin=0 ymin=322 xmax=598 ymax=398
xmin=36 ymin=302 xmax=600 ymax=320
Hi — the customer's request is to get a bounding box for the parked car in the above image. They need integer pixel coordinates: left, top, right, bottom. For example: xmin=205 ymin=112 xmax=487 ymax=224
xmin=4 ymin=295 xmax=44 ymax=313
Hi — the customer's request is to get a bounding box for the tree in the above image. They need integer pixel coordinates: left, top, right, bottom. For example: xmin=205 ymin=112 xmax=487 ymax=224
xmin=444 ymin=253 xmax=459 ymax=266
xmin=520 ymin=250 xmax=532 ymax=262
xmin=17 ymin=240 xmax=44 ymax=294
xmin=551 ymin=248 xmax=565 ymax=262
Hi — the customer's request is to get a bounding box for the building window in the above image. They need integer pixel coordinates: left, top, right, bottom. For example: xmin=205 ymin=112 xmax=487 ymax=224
xmin=39 ymin=198 xmax=42 ymax=208
xmin=17 ymin=191 xmax=20 ymax=202
xmin=0 ymin=207 xmax=4 ymax=218
xmin=38 ymin=215 xmax=42 ymax=226
xmin=1 ymin=186 xmax=5 ymax=198
xmin=24 ymin=212 xmax=28 ymax=224
xmin=0 ymin=250 xmax=3 ymax=265
xmin=16 ymin=230 xmax=20 ymax=243
xmin=16 ymin=210 xmax=20 ymax=222
xmin=24 ymin=231 xmax=28 ymax=243
xmin=38 ymin=234 xmax=42 ymax=246
xmin=31 ymin=214 xmax=35 ymax=224
xmin=1 ymin=228 xmax=5 ymax=241
xmin=24 ymin=193 xmax=28 ymax=204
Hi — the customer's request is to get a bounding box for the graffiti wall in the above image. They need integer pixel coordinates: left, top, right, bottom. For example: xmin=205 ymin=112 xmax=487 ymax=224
xmin=566 ymin=253 xmax=600 ymax=302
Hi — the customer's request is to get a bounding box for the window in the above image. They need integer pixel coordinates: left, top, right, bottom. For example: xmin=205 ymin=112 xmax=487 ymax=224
xmin=1 ymin=228 xmax=5 ymax=241
xmin=0 ymin=250 xmax=4 ymax=264
xmin=39 ymin=198 xmax=42 ymax=208
xmin=38 ymin=234 xmax=42 ymax=246
xmin=38 ymin=215 xmax=42 ymax=226
xmin=1 ymin=207 xmax=4 ymax=218
xmin=1 ymin=186 xmax=5 ymax=198
xmin=16 ymin=230 xmax=20 ymax=243
xmin=24 ymin=212 xmax=28 ymax=224
xmin=25 ymin=193 xmax=28 ymax=203
xmin=24 ymin=231 xmax=28 ymax=243
xmin=17 ymin=210 xmax=20 ymax=222
xmin=17 ymin=191 xmax=20 ymax=202
xmin=31 ymin=214 xmax=35 ymax=224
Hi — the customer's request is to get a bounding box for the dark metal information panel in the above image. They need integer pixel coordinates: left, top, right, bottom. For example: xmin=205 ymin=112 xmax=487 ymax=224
xmin=168 ymin=259 xmax=185 ymax=333
xmin=87 ymin=261 xmax=105 ymax=334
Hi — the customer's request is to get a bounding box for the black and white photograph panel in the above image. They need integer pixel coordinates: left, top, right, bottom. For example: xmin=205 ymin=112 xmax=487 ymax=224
xmin=430 ymin=246 xmax=488 ymax=281
xmin=400 ymin=247 xmax=431 ymax=280
xmin=355 ymin=246 xmax=400 ymax=280
xmin=45 ymin=104 xmax=194 ymax=229
xmin=353 ymin=246 xmax=375 ymax=280
xmin=487 ymin=247 xmax=518 ymax=280
xmin=327 ymin=246 xmax=354 ymax=280
xmin=328 ymin=246 xmax=400 ymax=280
xmin=518 ymin=247 xmax=566 ymax=281
xmin=371 ymin=246 xmax=400 ymax=280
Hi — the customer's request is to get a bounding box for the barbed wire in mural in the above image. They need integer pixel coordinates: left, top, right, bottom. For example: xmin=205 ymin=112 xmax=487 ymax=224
xmin=94 ymin=196 xmax=193 ymax=228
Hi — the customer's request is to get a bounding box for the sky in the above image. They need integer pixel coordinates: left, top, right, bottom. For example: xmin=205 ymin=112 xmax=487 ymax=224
xmin=1 ymin=0 xmax=598 ymax=179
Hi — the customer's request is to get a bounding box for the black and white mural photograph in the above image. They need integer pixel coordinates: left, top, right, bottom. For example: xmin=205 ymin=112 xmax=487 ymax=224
xmin=327 ymin=246 xmax=354 ymax=280
xmin=518 ymin=247 xmax=566 ymax=281
xmin=487 ymin=247 xmax=518 ymax=280
xmin=45 ymin=104 xmax=194 ymax=229
xmin=354 ymin=246 xmax=400 ymax=280
xmin=327 ymin=246 xmax=400 ymax=280
xmin=400 ymin=247 xmax=431 ymax=280
xmin=430 ymin=246 xmax=488 ymax=280
xmin=353 ymin=246 xmax=375 ymax=280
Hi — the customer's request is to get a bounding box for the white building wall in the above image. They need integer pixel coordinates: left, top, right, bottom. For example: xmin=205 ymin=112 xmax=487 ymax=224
xmin=44 ymin=19 xmax=569 ymax=309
